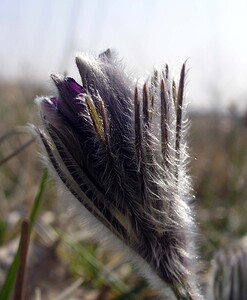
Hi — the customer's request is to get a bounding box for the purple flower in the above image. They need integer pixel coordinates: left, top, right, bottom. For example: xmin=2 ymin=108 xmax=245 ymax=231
xmin=35 ymin=49 xmax=202 ymax=299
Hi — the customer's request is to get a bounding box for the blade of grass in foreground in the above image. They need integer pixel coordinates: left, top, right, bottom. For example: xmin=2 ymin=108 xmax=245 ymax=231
xmin=13 ymin=220 xmax=30 ymax=300
xmin=0 ymin=168 xmax=48 ymax=300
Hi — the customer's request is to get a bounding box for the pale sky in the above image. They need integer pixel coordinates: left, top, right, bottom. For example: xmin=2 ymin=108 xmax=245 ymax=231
xmin=1 ymin=0 xmax=247 ymax=111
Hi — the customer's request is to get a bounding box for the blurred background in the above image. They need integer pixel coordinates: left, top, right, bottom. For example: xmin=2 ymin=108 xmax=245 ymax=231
xmin=2 ymin=0 xmax=247 ymax=111
xmin=1 ymin=0 xmax=247 ymax=299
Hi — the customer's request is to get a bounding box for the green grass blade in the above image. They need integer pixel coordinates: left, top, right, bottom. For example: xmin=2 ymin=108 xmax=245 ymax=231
xmin=0 ymin=247 xmax=20 ymax=300
xmin=29 ymin=168 xmax=49 ymax=230
xmin=0 ymin=168 xmax=48 ymax=300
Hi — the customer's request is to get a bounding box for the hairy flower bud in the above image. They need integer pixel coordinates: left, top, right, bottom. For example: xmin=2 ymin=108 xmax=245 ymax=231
xmin=34 ymin=49 xmax=202 ymax=299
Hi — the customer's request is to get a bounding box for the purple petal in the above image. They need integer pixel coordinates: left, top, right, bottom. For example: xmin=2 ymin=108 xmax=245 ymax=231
xmin=50 ymin=74 xmax=86 ymax=125
xmin=69 ymin=78 xmax=83 ymax=94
